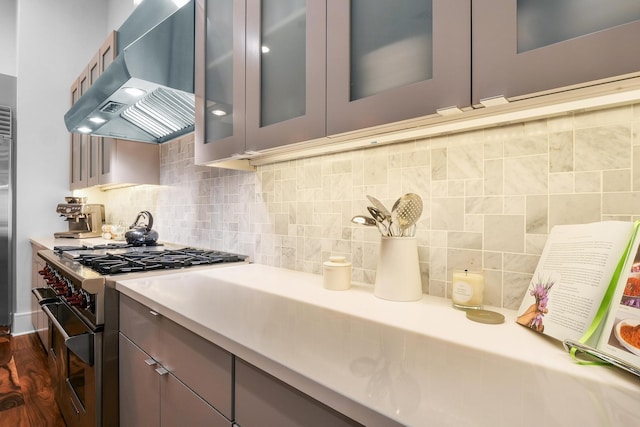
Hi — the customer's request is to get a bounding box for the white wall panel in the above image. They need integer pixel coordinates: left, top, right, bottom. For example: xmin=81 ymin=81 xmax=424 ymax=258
xmin=0 ymin=0 xmax=17 ymax=76
xmin=13 ymin=0 xmax=107 ymax=333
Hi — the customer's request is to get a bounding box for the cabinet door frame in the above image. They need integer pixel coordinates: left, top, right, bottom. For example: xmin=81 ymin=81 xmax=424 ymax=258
xmin=87 ymin=135 xmax=101 ymax=187
xmin=88 ymin=51 xmax=100 ymax=87
xmin=70 ymin=134 xmax=89 ymax=190
xmin=244 ymin=0 xmax=327 ymax=153
xmin=194 ymin=0 xmax=247 ymax=164
xmin=69 ymin=79 xmax=80 ymax=188
xmin=99 ymin=30 xmax=118 ymax=73
xmin=119 ymin=333 xmax=161 ymax=427
xmin=326 ymin=0 xmax=471 ymax=136
xmin=472 ymin=0 xmax=640 ymax=104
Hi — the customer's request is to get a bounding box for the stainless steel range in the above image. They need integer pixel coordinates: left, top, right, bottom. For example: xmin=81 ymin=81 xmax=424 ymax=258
xmin=33 ymin=244 xmax=248 ymax=427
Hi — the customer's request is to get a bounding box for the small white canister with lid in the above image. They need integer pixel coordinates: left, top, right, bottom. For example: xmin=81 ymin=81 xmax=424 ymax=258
xmin=323 ymin=256 xmax=352 ymax=290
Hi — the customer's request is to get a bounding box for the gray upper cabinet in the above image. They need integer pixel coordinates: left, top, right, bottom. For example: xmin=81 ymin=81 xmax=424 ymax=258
xmin=326 ymin=0 xmax=471 ymax=136
xmin=196 ymin=0 xmax=326 ymax=164
xmin=244 ymin=0 xmax=326 ymax=152
xmin=195 ymin=0 xmax=640 ymax=167
xmin=195 ymin=0 xmax=246 ymax=164
xmin=472 ymin=0 xmax=640 ymax=104
xmin=70 ymin=79 xmax=88 ymax=190
xmin=69 ymin=30 xmax=158 ymax=190
xmin=196 ymin=0 xmax=467 ymax=165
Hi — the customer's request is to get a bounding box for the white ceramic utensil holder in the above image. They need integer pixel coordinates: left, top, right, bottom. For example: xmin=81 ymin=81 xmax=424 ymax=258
xmin=374 ymin=237 xmax=422 ymax=301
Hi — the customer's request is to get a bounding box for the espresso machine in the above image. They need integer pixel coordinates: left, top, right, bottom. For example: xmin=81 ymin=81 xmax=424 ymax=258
xmin=54 ymin=196 xmax=105 ymax=238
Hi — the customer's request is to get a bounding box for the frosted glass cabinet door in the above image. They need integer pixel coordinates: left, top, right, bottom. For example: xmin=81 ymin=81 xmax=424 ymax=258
xmin=326 ymin=0 xmax=470 ymax=136
xmin=195 ymin=0 xmax=246 ymax=164
xmin=245 ymin=0 xmax=326 ymax=152
xmin=473 ymin=0 xmax=640 ymax=104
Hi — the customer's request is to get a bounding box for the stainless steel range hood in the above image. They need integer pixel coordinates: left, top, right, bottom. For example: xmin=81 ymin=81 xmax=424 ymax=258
xmin=64 ymin=0 xmax=195 ymax=143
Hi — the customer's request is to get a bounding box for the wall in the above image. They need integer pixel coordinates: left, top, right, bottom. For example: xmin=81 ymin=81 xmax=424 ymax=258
xmin=100 ymin=103 xmax=640 ymax=310
xmin=12 ymin=0 xmax=108 ymax=333
xmin=0 ymin=0 xmax=17 ymax=76
xmin=107 ymin=0 xmax=136 ymax=33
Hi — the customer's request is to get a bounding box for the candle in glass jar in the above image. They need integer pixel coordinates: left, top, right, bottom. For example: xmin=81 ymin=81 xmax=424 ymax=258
xmin=452 ymin=269 xmax=484 ymax=309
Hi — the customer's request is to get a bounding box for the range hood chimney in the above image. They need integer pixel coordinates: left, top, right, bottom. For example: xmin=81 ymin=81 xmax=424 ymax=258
xmin=64 ymin=0 xmax=195 ymax=143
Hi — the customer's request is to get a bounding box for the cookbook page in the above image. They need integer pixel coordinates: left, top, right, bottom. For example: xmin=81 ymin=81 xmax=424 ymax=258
xmin=597 ymin=224 xmax=640 ymax=369
xmin=516 ymin=221 xmax=635 ymax=342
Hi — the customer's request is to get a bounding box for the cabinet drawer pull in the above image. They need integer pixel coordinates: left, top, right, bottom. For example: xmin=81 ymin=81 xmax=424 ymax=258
xmin=155 ymin=366 xmax=169 ymax=376
xmin=144 ymin=358 xmax=157 ymax=366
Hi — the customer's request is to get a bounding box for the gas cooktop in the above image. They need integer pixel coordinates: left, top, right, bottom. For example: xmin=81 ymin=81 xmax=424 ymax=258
xmin=51 ymin=243 xmax=248 ymax=275
xmin=77 ymin=248 xmax=247 ymax=275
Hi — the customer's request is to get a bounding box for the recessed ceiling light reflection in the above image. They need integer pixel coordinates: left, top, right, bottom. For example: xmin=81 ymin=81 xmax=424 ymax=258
xmin=77 ymin=127 xmax=92 ymax=133
xmin=211 ymin=109 xmax=227 ymax=116
xmin=173 ymin=0 xmax=189 ymax=7
xmin=123 ymin=87 xmax=146 ymax=97
xmin=261 ymin=45 xmax=270 ymax=54
xmin=89 ymin=117 xmax=107 ymax=124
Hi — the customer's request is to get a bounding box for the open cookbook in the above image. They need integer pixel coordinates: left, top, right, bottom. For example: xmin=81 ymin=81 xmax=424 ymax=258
xmin=516 ymin=220 xmax=640 ymax=376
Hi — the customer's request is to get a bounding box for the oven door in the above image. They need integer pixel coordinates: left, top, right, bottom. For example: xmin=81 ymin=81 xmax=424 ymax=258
xmin=42 ymin=302 xmax=98 ymax=427
xmin=31 ymin=287 xmax=59 ymax=350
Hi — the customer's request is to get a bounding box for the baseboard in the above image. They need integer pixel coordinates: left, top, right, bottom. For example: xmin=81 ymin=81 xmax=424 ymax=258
xmin=11 ymin=311 xmax=35 ymax=336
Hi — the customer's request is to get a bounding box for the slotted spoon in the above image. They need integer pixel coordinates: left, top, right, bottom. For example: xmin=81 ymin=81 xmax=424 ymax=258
xmin=391 ymin=193 xmax=423 ymax=236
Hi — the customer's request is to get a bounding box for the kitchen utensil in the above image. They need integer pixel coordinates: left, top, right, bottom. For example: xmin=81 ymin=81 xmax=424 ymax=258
xmin=125 ymin=210 xmax=159 ymax=245
xmin=366 ymin=195 xmax=392 ymax=219
xmin=351 ymin=215 xmax=377 ymax=227
xmin=403 ymin=224 xmax=417 ymax=237
xmin=390 ymin=193 xmax=423 ymax=236
xmin=367 ymin=206 xmax=389 ymax=236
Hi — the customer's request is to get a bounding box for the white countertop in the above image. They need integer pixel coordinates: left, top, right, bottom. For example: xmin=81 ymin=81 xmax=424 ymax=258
xmin=115 ymin=264 xmax=640 ymax=427
xmin=30 ymin=236 xmax=123 ymax=249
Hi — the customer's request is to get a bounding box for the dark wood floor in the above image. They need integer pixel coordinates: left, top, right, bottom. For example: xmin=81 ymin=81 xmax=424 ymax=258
xmin=0 ymin=327 xmax=66 ymax=427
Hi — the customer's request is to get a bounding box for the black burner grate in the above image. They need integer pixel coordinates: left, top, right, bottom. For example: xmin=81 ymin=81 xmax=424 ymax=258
xmin=77 ymin=248 xmax=247 ymax=275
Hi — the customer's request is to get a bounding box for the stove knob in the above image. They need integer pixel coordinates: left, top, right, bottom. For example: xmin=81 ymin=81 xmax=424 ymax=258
xmin=68 ymin=290 xmax=89 ymax=309
xmin=67 ymin=294 xmax=83 ymax=307
xmin=39 ymin=267 xmax=56 ymax=281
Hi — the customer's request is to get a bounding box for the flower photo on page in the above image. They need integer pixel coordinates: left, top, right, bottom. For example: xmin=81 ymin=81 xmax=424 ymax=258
xmin=517 ymin=273 xmax=557 ymax=333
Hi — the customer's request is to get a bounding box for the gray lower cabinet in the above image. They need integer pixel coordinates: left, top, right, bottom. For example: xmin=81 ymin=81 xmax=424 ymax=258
xmin=234 ymin=359 xmax=362 ymax=427
xmin=119 ymin=294 xmax=233 ymax=426
xmin=119 ymin=294 xmax=388 ymax=427
xmin=119 ymin=334 xmax=230 ymax=427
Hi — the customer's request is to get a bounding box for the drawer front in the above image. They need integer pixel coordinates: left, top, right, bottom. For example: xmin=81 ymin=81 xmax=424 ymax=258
xmin=119 ymin=294 xmax=163 ymax=358
xmin=159 ymin=311 xmax=234 ymax=419
xmin=235 ymin=359 xmax=362 ymax=427
xmin=119 ymin=294 xmax=234 ymax=419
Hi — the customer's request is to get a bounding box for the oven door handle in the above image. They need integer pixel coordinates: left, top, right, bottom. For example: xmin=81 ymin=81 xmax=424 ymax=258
xmin=42 ymin=303 xmax=94 ymax=366
xmin=31 ymin=287 xmax=60 ymax=305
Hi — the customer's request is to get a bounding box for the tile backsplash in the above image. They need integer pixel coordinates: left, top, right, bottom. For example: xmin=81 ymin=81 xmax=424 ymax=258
xmin=95 ymin=103 xmax=640 ymax=310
